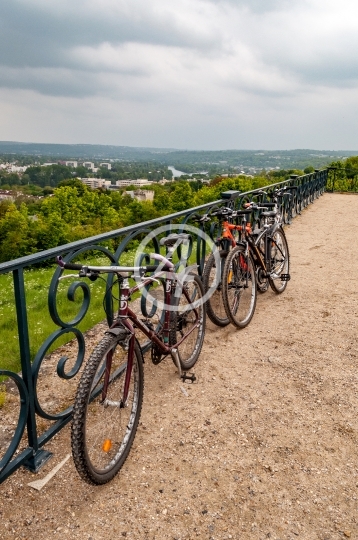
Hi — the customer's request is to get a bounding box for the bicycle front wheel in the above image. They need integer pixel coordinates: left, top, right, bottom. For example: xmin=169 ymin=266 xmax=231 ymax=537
xmin=202 ymin=251 xmax=230 ymax=327
xmin=268 ymin=228 xmax=290 ymax=294
xmin=71 ymin=331 xmax=144 ymax=485
xmin=169 ymin=274 xmax=206 ymax=370
xmin=222 ymin=245 xmax=257 ymax=328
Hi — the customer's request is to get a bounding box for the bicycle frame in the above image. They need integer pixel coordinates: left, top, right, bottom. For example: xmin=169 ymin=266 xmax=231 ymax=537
xmin=235 ymin=209 xmax=280 ymax=278
xmin=104 ymin=269 xmax=202 ymax=403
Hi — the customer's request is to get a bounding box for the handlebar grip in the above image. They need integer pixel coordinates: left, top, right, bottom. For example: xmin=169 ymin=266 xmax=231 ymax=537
xmin=56 ymin=256 xmax=82 ymax=270
xmin=146 ymin=264 xmax=173 ymax=272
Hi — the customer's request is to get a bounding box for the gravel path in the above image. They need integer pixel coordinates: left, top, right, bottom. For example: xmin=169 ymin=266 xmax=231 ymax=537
xmin=1 ymin=192 xmax=358 ymax=540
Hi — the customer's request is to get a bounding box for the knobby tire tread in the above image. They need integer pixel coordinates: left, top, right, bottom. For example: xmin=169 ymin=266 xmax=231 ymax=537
xmin=202 ymin=251 xmax=230 ymax=327
xmin=169 ymin=274 xmax=206 ymax=371
xmin=222 ymin=245 xmax=257 ymax=329
xmin=71 ymin=331 xmax=144 ymax=485
xmin=268 ymin=227 xmax=290 ymax=294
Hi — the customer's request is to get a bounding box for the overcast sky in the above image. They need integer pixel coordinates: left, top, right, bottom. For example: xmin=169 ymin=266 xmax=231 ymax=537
xmin=1 ymin=0 xmax=357 ymax=150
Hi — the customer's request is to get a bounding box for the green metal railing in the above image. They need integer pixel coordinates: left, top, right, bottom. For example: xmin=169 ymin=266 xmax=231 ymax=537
xmin=0 ymin=170 xmax=328 ymax=483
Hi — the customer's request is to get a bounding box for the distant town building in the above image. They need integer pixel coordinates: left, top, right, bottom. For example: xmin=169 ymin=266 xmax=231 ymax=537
xmin=0 ymin=190 xmax=16 ymax=201
xmin=80 ymin=178 xmax=112 ymax=189
xmin=81 ymin=162 xmax=99 ymax=173
xmin=0 ymin=163 xmax=28 ymax=173
xmin=115 ymin=179 xmax=150 ymax=188
xmin=158 ymin=178 xmax=174 ymax=185
xmin=65 ymin=161 xmax=78 ymax=168
xmin=99 ymin=163 xmax=112 ymax=170
xmin=125 ymin=190 xmax=154 ymax=202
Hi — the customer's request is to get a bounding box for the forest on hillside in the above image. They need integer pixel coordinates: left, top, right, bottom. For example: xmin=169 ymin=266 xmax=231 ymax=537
xmin=1 ymin=142 xmax=357 ymax=171
xmin=0 ymin=157 xmax=357 ymax=263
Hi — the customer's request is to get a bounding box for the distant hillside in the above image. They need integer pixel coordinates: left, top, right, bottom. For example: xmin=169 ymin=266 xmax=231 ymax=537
xmin=0 ymin=141 xmax=357 ymax=171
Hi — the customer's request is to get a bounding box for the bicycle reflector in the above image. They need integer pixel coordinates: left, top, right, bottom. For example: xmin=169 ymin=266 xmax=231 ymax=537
xmin=102 ymin=439 xmax=112 ymax=453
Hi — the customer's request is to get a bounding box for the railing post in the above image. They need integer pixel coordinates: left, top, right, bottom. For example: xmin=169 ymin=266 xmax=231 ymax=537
xmin=12 ymin=268 xmax=52 ymax=472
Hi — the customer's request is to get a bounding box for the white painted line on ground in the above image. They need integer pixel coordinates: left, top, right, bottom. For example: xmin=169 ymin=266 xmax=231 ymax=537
xmin=180 ymin=385 xmax=189 ymax=397
xmin=28 ymin=454 xmax=70 ymax=491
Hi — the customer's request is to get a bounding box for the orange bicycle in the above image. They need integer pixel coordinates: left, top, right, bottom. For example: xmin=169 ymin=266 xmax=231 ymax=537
xmin=201 ymin=207 xmax=256 ymax=328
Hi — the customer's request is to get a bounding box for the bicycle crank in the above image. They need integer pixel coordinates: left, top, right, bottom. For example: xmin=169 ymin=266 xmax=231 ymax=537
xmin=151 ymin=342 xmax=163 ymax=365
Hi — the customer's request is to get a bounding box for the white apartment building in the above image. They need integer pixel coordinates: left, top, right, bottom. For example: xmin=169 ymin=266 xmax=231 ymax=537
xmin=100 ymin=163 xmax=112 ymax=170
xmin=80 ymin=178 xmax=112 ymax=189
xmin=65 ymin=161 xmax=78 ymax=168
xmin=115 ymin=179 xmax=150 ymax=188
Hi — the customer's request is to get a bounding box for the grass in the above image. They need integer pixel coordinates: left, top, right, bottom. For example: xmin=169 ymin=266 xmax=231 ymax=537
xmin=0 ymin=249 xmax=137 ymax=375
xmin=0 ymin=384 xmax=5 ymax=407
xmin=0 ymin=240 xmax=204 ymax=376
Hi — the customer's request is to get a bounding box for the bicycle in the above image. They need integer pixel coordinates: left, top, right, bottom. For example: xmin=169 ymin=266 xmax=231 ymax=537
xmin=238 ymin=186 xmax=294 ymax=296
xmin=56 ymin=233 xmax=205 ymax=485
xmin=199 ymin=208 xmax=240 ymax=327
xmin=220 ymin=208 xmax=257 ymax=328
xmin=203 ymin=186 xmax=294 ymax=328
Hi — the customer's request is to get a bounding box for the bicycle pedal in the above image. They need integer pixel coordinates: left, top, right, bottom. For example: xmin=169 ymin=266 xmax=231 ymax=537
xmin=180 ymin=372 xmax=196 ymax=383
xmin=280 ymin=274 xmax=291 ymax=281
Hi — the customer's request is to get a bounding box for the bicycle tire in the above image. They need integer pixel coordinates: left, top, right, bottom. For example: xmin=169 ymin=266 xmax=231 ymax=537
xmin=253 ymin=235 xmax=269 ymax=294
xmin=169 ymin=273 xmax=206 ymax=370
xmin=268 ymin=227 xmax=290 ymax=294
xmin=202 ymin=251 xmax=230 ymax=327
xmin=71 ymin=331 xmax=144 ymax=485
xmin=222 ymin=245 xmax=257 ymax=328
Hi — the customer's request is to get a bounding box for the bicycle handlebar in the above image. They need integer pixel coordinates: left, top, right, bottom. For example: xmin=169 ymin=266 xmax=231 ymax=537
xmin=56 ymin=255 xmax=174 ymax=274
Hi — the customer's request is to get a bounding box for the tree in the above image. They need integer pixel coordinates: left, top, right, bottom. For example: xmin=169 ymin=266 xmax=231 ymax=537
xmin=0 ymin=204 xmax=32 ymax=261
xmin=170 ymin=182 xmax=193 ymax=212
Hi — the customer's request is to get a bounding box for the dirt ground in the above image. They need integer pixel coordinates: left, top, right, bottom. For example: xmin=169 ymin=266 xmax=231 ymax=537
xmin=1 ymin=192 xmax=358 ymax=540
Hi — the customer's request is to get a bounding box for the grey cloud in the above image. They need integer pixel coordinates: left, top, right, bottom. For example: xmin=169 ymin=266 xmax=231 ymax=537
xmin=1 ymin=0 xmax=358 ymax=150
xmin=0 ymin=1 xmax=222 ymax=71
xmin=0 ymin=64 xmax=152 ymax=98
xmin=207 ymin=0 xmax=302 ymax=13
xmin=0 ymin=67 xmax=98 ymax=98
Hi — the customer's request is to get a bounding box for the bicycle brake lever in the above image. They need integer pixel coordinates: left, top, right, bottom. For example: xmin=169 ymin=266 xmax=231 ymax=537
xmin=142 ymin=276 xmax=160 ymax=285
xmin=58 ymin=273 xmax=79 ymax=280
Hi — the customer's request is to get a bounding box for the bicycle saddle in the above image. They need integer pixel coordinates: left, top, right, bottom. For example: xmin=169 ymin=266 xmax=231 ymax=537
xmin=160 ymin=233 xmax=191 ymax=247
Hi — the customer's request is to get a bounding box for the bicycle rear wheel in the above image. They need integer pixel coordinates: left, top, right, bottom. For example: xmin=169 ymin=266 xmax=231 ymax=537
xmin=222 ymin=245 xmax=257 ymax=328
xmin=202 ymin=251 xmax=230 ymax=327
xmin=268 ymin=228 xmax=290 ymax=294
xmin=71 ymin=331 xmax=144 ymax=485
xmin=169 ymin=274 xmax=206 ymax=370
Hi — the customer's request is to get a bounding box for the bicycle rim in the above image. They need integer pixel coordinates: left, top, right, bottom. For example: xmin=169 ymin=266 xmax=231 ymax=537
xmin=202 ymin=251 xmax=230 ymax=327
xmin=222 ymin=246 xmax=257 ymax=328
xmin=71 ymin=333 xmax=143 ymax=485
xmin=170 ymin=274 xmax=206 ymax=370
xmin=268 ymin=228 xmax=290 ymax=294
